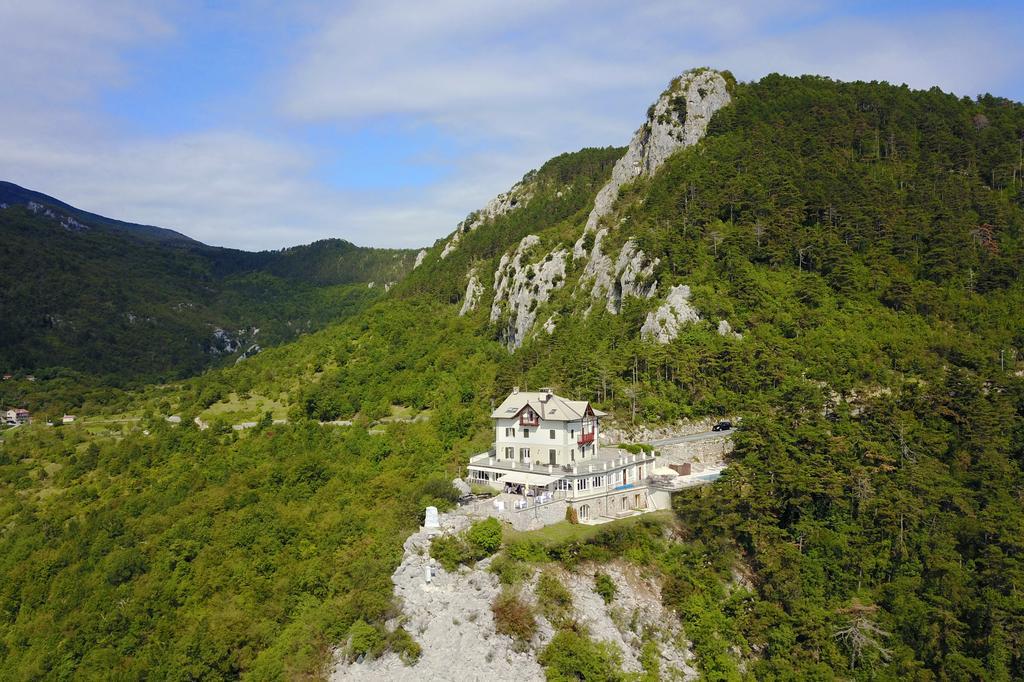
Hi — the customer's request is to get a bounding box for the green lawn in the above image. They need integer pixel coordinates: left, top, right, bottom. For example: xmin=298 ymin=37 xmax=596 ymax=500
xmin=503 ymin=509 xmax=675 ymax=547
xmin=199 ymin=391 xmax=288 ymax=423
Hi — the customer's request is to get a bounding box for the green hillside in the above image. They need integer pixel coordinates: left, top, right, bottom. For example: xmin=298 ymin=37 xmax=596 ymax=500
xmin=1 ymin=72 xmax=1022 ymax=679
xmin=0 ymin=190 xmax=418 ymax=400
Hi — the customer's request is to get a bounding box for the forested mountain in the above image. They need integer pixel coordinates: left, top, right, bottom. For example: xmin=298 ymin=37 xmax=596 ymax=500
xmin=1 ymin=70 xmax=1022 ymax=679
xmin=0 ymin=185 xmax=418 ymax=390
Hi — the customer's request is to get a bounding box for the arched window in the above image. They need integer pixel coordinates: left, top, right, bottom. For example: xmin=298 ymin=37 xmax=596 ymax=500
xmin=579 ymin=504 xmax=590 ymax=520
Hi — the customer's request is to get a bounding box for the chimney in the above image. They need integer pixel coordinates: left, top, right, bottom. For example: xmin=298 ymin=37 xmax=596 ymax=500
xmin=512 ymin=386 xmax=519 ymax=395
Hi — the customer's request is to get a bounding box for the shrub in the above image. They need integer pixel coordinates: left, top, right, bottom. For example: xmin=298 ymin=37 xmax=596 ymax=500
xmin=594 ymin=572 xmax=617 ymax=604
xmin=347 ymin=619 xmax=384 ymax=660
xmin=507 ymin=540 xmax=550 ymax=563
xmin=419 ymin=478 xmax=460 ymax=507
xmin=492 ymin=588 xmax=537 ymax=648
xmin=639 ymin=638 xmax=660 ymax=680
xmin=385 ymin=627 xmax=422 ymax=666
xmin=467 ymin=517 xmax=502 ymax=555
xmin=536 ymin=571 xmax=575 ymax=627
xmin=431 ymin=518 xmax=502 ymax=571
xmin=565 ymin=506 xmax=579 ymax=524
xmin=489 ymin=554 xmax=530 ymax=585
xmin=539 ymin=629 xmax=624 ymax=681
xmin=430 ymin=534 xmax=472 ymax=572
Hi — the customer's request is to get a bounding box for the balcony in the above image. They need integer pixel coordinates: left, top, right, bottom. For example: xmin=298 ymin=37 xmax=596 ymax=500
xmin=577 ymin=431 xmax=595 ymax=446
xmin=519 ymin=415 xmax=539 ymax=427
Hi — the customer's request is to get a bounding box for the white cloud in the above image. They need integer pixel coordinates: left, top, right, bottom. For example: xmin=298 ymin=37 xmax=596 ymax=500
xmin=0 ymin=1 xmax=1021 ymax=251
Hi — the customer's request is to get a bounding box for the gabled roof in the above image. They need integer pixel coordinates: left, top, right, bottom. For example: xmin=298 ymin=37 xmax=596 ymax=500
xmin=491 ymin=390 xmax=606 ymax=421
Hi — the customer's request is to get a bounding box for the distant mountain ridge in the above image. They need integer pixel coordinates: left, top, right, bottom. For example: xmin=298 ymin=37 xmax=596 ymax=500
xmin=0 ymin=181 xmax=198 ymax=245
xmin=0 ymin=181 xmax=420 ymax=382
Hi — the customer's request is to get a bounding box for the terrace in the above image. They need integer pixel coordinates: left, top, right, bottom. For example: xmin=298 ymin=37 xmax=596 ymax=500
xmin=468 ymin=446 xmax=655 ymax=485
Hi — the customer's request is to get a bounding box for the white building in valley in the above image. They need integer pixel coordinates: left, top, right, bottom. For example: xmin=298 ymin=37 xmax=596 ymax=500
xmin=467 ymin=387 xmax=658 ymax=522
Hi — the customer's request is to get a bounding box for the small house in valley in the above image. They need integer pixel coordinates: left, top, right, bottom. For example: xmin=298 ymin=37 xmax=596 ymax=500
xmin=4 ymin=408 xmax=30 ymax=427
xmin=468 ymin=388 xmax=658 ymax=522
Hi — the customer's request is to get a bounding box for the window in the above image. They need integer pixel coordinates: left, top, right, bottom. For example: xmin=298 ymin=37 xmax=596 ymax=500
xmin=570 ymin=429 xmax=575 ymax=439
xmin=570 ymin=448 xmax=575 ymax=461
xmin=576 ymin=478 xmax=589 ymax=491
xmin=549 ymin=429 xmax=556 ymax=439
xmin=593 ymin=475 xmax=604 ymax=488
xmin=504 ymin=447 xmax=514 ymax=459
xmin=505 ymin=427 xmax=515 ymax=437
xmin=637 ymin=465 xmax=643 ymax=479
xmin=549 ymin=449 xmax=557 ymax=465
xmin=523 ymin=428 xmax=530 ymax=438
xmin=579 ymin=504 xmax=590 ymax=520
xmin=555 ymin=479 xmax=572 ymax=491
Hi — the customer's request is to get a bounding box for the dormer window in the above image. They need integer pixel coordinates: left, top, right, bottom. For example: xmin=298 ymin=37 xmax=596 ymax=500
xmin=519 ymin=406 xmax=539 ymax=427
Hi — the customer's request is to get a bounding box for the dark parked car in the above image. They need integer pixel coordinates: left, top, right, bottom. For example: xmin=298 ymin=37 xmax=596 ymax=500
xmin=712 ymin=420 xmax=733 ymax=432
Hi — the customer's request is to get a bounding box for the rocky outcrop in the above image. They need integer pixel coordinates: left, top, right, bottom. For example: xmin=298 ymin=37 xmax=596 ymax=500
xmin=579 ymin=237 xmax=661 ymax=314
xmin=413 ymin=249 xmax=427 ymax=269
xmin=234 ymin=344 xmax=261 ymax=364
xmin=331 ymin=513 xmax=545 ymax=682
xmin=331 ymin=506 xmax=696 ymax=681
xmin=640 ymin=285 xmax=700 ymax=344
xmin=489 ymin=236 xmax=567 ymax=349
xmin=575 ymin=69 xmax=731 ymax=312
xmin=459 ymin=269 xmax=484 ymax=316
xmin=26 ymin=201 xmax=88 ymax=231
xmin=717 ymin=319 xmax=742 ymax=339
xmin=209 ymin=328 xmax=242 ymax=354
xmin=440 ymin=181 xmax=532 ymax=259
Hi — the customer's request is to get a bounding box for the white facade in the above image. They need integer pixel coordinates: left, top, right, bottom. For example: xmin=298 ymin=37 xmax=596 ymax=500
xmin=490 ymin=388 xmax=601 ymax=467
xmin=4 ymin=409 xmax=30 ymax=426
xmin=468 ymin=388 xmax=657 ymax=521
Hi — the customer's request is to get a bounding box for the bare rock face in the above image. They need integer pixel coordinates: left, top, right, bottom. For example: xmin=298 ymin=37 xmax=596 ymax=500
xmin=459 ymin=268 xmax=484 ymax=316
xmin=575 ymin=69 xmax=731 ymax=312
xmin=490 ymin=236 xmax=567 ymax=349
xmin=717 ymin=319 xmax=742 ymax=339
xmin=640 ymin=285 xmax=700 ymax=343
xmin=331 ymin=505 xmax=697 ymax=682
xmin=441 ymin=181 xmax=532 ymax=259
xmin=331 ymin=512 xmax=545 ymax=682
xmin=413 ymin=249 xmax=428 ymax=269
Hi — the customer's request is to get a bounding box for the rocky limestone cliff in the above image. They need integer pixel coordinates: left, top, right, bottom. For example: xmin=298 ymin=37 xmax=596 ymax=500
xmin=575 ymin=69 xmax=731 ymax=313
xmin=459 ymin=268 xmax=484 ymax=316
xmin=717 ymin=319 xmax=743 ymax=339
xmin=440 ymin=181 xmax=532 ymax=259
xmin=413 ymin=249 xmax=427 ymax=269
xmin=331 ymin=508 xmax=696 ymax=681
xmin=640 ymin=285 xmax=701 ymax=344
xmin=489 ymin=235 xmax=567 ymax=349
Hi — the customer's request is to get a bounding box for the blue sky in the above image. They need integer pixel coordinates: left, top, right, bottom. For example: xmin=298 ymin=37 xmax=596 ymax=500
xmin=1 ymin=1 xmax=1022 ymax=251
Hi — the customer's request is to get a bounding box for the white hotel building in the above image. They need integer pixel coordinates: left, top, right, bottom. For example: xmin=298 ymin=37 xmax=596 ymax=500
xmin=467 ymin=388 xmax=657 ymax=521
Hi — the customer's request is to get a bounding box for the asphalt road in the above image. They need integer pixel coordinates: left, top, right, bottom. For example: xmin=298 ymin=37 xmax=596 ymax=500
xmin=646 ymin=428 xmax=735 ymax=447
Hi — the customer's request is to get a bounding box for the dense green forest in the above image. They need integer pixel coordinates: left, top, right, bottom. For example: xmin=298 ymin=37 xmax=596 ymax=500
xmin=0 ymin=186 xmax=418 ymax=396
xmin=0 ymin=73 xmax=1022 ymax=679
